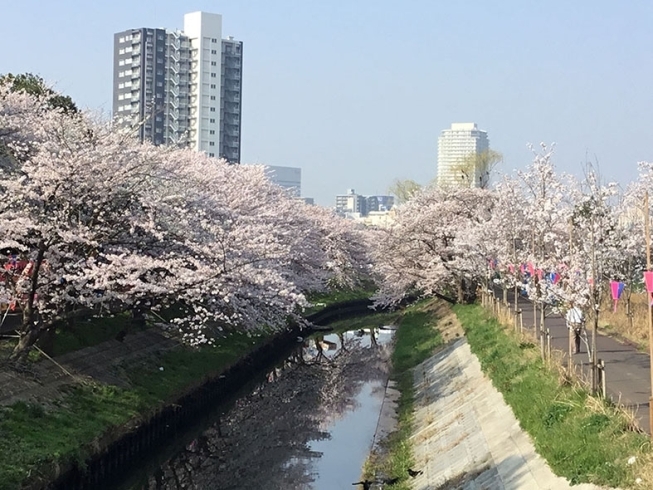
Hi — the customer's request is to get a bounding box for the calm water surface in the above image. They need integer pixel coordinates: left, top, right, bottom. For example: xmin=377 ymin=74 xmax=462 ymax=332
xmin=119 ymin=324 xmax=395 ymax=490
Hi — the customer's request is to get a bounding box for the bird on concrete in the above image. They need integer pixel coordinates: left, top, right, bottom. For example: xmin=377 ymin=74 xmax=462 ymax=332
xmin=352 ymin=481 xmax=374 ymax=490
xmin=407 ymin=468 xmax=423 ymax=478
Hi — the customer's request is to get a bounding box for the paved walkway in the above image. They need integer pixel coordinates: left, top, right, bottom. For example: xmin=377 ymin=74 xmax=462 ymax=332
xmin=497 ymin=288 xmax=652 ymax=434
xmin=410 ymin=338 xmax=611 ymax=490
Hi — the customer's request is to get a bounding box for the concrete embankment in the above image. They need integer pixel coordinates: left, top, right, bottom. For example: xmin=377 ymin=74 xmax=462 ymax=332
xmin=410 ymin=339 xmax=612 ymax=490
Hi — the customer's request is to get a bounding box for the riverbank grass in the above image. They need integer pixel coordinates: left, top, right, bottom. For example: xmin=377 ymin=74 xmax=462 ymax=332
xmin=455 ymin=304 xmax=650 ymax=488
xmin=0 ymin=331 xmax=263 ymax=490
xmin=364 ymin=299 xmax=445 ymax=489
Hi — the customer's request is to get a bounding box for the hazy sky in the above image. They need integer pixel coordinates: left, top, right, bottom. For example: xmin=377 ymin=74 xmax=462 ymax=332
xmin=4 ymin=1 xmax=653 ymax=205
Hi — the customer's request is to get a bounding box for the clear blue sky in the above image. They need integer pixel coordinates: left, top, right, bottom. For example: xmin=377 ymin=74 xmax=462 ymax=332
xmin=4 ymin=0 xmax=653 ymax=204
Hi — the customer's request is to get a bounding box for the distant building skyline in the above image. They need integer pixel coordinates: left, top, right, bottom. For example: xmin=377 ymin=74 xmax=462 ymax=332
xmin=335 ymin=189 xmax=367 ymax=216
xmin=264 ymin=165 xmax=301 ymax=197
xmin=335 ymin=189 xmax=394 ymax=216
xmin=9 ymin=2 xmax=652 ymax=206
xmin=437 ymin=123 xmax=490 ymax=188
xmin=112 ymin=11 xmax=243 ymax=162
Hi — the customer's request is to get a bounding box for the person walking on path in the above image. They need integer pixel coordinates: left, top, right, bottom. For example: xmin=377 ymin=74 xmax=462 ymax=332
xmin=566 ymin=303 xmax=585 ymax=354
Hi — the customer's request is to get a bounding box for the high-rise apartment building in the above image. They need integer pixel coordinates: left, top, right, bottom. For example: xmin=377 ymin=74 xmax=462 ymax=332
xmin=436 ymin=123 xmax=489 ymax=188
xmin=113 ymin=12 xmax=243 ymax=162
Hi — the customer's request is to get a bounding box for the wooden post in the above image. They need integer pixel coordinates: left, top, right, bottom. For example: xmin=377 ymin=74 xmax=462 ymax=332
xmin=519 ymin=309 xmax=523 ymax=333
xmin=589 ymin=214 xmax=599 ymax=395
xmin=645 ymin=191 xmax=653 ymax=435
xmin=546 ymin=328 xmax=551 ymax=361
xmin=540 ymin=330 xmax=545 ymax=360
xmin=568 ymin=324 xmax=573 ymax=372
xmin=599 ymin=359 xmax=606 ymax=399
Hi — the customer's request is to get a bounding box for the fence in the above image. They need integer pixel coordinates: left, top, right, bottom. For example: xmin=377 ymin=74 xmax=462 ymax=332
xmin=480 ymin=289 xmax=607 ymax=398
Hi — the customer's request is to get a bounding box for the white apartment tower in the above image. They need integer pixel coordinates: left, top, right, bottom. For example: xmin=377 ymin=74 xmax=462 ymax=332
xmin=113 ymin=11 xmax=243 ymax=162
xmin=436 ymin=123 xmax=489 ymax=188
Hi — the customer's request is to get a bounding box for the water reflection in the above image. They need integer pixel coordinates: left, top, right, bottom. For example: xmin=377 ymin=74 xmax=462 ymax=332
xmin=130 ymin=327 xmax=394 ymax=490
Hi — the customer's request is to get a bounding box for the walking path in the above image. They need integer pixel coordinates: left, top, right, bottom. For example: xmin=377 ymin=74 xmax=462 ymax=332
xmin=410 ymin=338 xmax=612 ymax=490
xmin=500 ymin=288 xmax=652 ymax=434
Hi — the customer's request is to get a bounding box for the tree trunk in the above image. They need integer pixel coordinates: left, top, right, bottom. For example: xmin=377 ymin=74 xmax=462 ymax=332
xmin=457 ymin=277 xmax=464 ymax=304
xmin=9 ymin=243 xmax=46 ymax=362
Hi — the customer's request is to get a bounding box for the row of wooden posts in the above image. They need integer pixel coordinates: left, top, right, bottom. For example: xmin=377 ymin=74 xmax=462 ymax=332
xmin=480 ymin=290 xmax=607 ymax=398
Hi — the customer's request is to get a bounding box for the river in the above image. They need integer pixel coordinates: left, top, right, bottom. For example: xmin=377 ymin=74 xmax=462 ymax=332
xmin=115 ymin=323 xmax=396 ymax=490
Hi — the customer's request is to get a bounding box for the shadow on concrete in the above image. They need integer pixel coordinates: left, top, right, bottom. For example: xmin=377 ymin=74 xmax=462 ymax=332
xmin=422 ymin=454 xmax=567 ymax=490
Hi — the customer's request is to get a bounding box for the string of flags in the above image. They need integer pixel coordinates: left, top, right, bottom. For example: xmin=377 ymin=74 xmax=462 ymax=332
xmin=610 ymin=280 xmax=626 ymax=312
xmin=644 ymin=272 xmax=653 ymax=307
xmin=488 ymin=258 xmax=632 ymax=311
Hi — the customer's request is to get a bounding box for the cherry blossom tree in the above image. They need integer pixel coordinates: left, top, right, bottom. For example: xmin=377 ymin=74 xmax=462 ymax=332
xmin=373 ymin=185 xmax=495 ymax=307
xmin=0 ymin=88 xmax=374 ymax=360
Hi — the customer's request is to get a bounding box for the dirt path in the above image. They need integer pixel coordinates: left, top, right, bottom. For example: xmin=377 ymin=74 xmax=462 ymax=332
xmin=0 ymin=330 xmax=178 ymax=406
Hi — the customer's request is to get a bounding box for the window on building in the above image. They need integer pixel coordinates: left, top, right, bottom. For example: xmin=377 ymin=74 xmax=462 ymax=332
xmin=119 ymin=60 xmax=125 ymax=66
xmin=119 ymin=37 xmax=125 ymax=43
xmin=212 ymin=38 xmax=217 ymax=43
xmin=210 ymin=107 xmax=215 ymax=112
xmin=119 ymin=71 xmax=125 ymax=77
xmin=210 ymin=95 xmax=216 ymax=100
xmin=119 ymin=49 xmax=125 ymax=55
xmin=118 ymin=83 xmax=125 ymax=89
xmin=157 ymin=81 xmax=163 ymax=87
xmin=209 ymin=142 xmax=215 ymax=146
xmin=209 ymin=153 xmax=215 ymax=157
xmin=210 ymin=118 xmax=215 ymax=123
xmin=210 ymin=84 xmax=216 ymax=89
xmin=211 ymin=49 xmax=217 ymax=54
xmin=211 ymin=61 xmax=216 ymax=66
xmin=211 ymin=73 xmax=216 ymax=78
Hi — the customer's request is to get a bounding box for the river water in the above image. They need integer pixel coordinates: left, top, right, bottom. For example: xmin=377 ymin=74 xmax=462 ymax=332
xmin=117 ymin=324 xmax=395 ymax=490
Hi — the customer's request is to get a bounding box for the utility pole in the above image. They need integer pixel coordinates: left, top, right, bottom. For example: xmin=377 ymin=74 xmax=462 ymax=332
xmin=645 ymin=191 xmax=653 ymax=436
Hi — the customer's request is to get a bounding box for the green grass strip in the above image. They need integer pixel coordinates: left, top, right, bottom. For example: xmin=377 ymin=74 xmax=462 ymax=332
xmin=364 ymin=300 xmax=444 ymax=488
xmin=454 ymin=304 xmax=649 ymax=488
